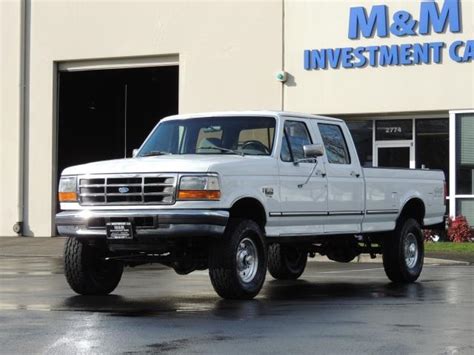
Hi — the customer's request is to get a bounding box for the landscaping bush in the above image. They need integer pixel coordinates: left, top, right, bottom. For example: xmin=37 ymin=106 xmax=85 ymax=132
xmin=447 ymin=216 xmax=472 ymax=243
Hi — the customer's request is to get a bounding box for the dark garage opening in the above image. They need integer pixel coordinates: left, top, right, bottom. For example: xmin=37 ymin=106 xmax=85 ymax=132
xmin=56 ymin=65 xmax=179 ymax=198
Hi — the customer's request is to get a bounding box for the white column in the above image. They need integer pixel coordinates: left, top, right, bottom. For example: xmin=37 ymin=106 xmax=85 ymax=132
xmin=448 ymin=111 xmax=456 ymax=218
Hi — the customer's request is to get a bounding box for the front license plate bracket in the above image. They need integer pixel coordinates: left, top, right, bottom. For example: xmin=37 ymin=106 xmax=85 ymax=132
xmin=106 ymin=222 xmax=134 ymax=240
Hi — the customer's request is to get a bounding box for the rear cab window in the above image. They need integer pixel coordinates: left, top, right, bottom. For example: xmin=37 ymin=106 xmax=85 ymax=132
xmin=318 ymin=123 xmax=351 ymax=164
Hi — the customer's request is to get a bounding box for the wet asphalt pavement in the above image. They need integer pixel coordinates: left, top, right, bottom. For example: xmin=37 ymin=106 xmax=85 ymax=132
xmin=0 ymin=254 xmax=473 ymax=354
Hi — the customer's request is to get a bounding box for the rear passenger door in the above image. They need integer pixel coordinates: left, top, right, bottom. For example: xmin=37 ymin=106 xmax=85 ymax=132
xmin=314 ymin=121 xmax=364 ymax=233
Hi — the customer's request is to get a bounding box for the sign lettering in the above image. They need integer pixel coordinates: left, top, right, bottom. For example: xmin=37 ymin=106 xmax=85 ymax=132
xmin=304 ymin=0 xmax=472 ymax=70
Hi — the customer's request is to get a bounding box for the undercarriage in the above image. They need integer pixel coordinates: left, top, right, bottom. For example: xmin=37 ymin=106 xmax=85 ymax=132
xmin=80 ymin=233 xmax=385 ymax=275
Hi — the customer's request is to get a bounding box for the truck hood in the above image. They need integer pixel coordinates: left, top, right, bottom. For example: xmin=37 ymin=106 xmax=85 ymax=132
xmin=61 ymin=155 xmax=249 ymax=175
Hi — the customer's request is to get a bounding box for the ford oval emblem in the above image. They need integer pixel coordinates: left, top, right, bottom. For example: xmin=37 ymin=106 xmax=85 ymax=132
xmin=118 ymin=187 xmax=129 ymax=194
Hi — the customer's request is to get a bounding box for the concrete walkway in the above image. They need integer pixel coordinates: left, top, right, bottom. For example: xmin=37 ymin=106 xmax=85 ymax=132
xmin=0 ymin=237 xmax=66 ymax=257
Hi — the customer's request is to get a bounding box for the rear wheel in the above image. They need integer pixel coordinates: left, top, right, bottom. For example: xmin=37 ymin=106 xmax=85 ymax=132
xmin=382 ymin=218 xmax=424 ymax=283
xmin=64 ymin=237 xmax=123 ymax=295
xmin=208 ymin=219 xmax=267 ymax=299
xmin=268 ymin=244 xmax=307 ymax=280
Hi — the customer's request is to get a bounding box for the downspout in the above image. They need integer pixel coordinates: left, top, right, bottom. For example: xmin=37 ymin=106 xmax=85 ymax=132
xmin=281 ymin=0 xmax=285 ymax=111
xmin=14 ymin=0 xmax=29 ymax=236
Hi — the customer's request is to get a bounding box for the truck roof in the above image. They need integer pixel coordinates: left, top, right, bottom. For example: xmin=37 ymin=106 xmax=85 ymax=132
xmin=160 ymin=111 xmax=343 ymax=123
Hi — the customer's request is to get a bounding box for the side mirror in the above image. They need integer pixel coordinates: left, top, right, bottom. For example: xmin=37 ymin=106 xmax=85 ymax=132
xmin=132 ymin=149 xmax=139 ymax=157
xmin=303 ymin=144 xmax=324 ymax=158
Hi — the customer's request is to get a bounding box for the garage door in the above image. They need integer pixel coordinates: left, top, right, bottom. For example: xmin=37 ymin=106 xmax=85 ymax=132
xmin=56 ymin=65 xmax=179 ymax=208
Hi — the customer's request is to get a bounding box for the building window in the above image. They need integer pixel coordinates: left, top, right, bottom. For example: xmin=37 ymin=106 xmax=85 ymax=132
xmin=456 ymin=114 xmax=474 ymax=195
xmin=346 ymin=120 xmax=373 ymax=166
xmin=375 ymin=119 xmax=413 ymax=141
xmin=378 ymin=146 xmax=410 ymax=168
xmin=416 ymin=118 xmax=449 ymax=192
xmin=456 ymin=199 xmax=474 ymax=226
xmin=449 ymin=110 xmax=474 ymax=226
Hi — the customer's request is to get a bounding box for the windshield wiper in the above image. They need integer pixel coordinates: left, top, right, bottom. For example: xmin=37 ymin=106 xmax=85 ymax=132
xmin=141 ymin=150 xmax=172 ymax=157
xmin=200 ymin=146 xmax=245 ymax=156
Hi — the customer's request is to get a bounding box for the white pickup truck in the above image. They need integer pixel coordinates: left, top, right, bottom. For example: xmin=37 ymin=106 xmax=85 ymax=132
xmin=56 ymin=111 xmax=446 ymax=299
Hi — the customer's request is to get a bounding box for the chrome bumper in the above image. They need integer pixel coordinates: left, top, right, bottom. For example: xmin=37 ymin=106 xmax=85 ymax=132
xmin=56 ymin=209 xmax=229 ymax=239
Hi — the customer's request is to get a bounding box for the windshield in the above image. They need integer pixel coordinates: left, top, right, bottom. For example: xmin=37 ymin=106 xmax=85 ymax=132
xmin=137 ymin=116 xmax=276 ymax=157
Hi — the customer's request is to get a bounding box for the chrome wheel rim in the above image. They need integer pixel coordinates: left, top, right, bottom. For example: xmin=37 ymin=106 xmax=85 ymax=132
xmin=404 ymin=232 xmax=419 ymax=269
xmin=236 ymin=237 xmax=258 ymax=283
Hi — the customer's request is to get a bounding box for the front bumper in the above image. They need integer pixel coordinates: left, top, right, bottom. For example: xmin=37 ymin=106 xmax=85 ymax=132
xmin=56 ymin=209 xmax=229 ymax=239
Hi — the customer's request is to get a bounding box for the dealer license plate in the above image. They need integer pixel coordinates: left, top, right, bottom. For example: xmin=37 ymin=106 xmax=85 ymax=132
xmin=106 ymin=222 xmax=134 ymax=240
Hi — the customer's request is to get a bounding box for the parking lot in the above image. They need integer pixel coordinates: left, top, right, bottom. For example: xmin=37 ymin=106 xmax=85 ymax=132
xmin=0 ymin=239 xmax=473 ymax=354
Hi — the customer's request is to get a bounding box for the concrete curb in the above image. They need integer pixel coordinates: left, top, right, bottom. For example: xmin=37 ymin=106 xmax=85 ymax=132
xmin=308 ymin=254 xmax=471 ymax=265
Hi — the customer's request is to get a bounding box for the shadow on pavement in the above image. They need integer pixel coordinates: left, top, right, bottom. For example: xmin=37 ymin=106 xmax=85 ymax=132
xmin=57 ymin=280 xmax=433 ymax=319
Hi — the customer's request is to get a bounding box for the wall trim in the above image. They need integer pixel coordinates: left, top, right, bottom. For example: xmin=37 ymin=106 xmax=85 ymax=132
xmin=57 ymin=54 xmax=179 ymax=72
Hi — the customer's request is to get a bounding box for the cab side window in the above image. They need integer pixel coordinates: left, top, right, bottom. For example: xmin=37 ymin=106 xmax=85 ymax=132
xmin=280 ymin=121 xmax=312 ymax=162
xmin=318 ymin=123 xmax=351 ymax=164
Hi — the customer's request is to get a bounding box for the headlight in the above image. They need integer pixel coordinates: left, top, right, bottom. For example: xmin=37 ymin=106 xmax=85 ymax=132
xmin=177 ymin=175 xmax=221 ymax=201
xmin=58 ymin=176 xmax=78 ymax=202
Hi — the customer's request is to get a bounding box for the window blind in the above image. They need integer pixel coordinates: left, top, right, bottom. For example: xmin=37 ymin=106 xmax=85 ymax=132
xmin=457 ymin=114 xmax=474 ymax=165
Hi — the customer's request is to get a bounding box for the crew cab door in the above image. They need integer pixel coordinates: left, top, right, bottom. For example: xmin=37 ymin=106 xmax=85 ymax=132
xmin=275 ymin=119 xmax=328 ymax=235
xmin=313 ymin=121 xmax=364 ymax=233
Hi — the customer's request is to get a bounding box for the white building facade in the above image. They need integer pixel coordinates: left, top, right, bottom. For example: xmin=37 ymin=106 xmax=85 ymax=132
xmin=0 ymin=0 xmax=473 ymax=237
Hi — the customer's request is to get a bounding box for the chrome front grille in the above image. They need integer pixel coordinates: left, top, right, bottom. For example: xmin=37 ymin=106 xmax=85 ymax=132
xmin=79 ymin=174 xmax=177 ymax=205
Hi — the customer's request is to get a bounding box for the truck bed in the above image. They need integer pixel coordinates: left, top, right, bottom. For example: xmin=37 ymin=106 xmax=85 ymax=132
xmin=362 ymin=167 xmax=445 ymax=233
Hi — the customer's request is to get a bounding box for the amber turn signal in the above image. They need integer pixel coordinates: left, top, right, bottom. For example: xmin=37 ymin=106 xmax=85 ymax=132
xmin=177 ymin=190 xmax=221 ymax=201
xmin=58 ymin=192 xmax=78 ymax=202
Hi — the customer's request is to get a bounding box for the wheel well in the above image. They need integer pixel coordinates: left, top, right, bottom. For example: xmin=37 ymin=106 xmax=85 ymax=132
xmin=229 ymin=198 xmax=266 ymax=230
xmin=398 ymin=198 xmax=425 ymax=226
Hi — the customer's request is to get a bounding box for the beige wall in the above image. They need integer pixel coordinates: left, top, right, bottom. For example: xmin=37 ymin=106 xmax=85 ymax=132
xmin=5 ymin=0 xmax=283 ymax=236
xmin=285 ymin=0 xmax=474 ymax=115
xmin=1 ymin=0 xmax=473 ymax=237
xmin=0 ymin=0 xmax=22 ymax=236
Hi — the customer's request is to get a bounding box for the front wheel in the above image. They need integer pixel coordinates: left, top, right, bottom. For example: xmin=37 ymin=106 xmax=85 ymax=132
xmin=382 ymin=218 xmax=424 ymax=283
xmin=64 ymin=237 xmax=123 ymax=295
xmin=268 ymin=244 xmax=307 ymax=280
xmin=208 ymin=219 xmax=267 ymax=299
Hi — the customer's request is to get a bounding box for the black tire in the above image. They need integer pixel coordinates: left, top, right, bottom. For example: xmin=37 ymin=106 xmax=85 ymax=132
xmin=382 ymin=218 xmax=424 ymax=283
xmin=268 ymin=244 xmax=307 ymax=280
xmin=209 ymin=219 xmax=267 ymax=300
xmin=64 ymin=237 xmax=123 ymax=295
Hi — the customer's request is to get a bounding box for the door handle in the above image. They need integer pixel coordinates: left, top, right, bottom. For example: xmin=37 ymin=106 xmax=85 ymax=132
xmin=350 ymin=171 xmax=360 ymax=178
xmin=315 ymin=170 xmax=326 ymax=177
